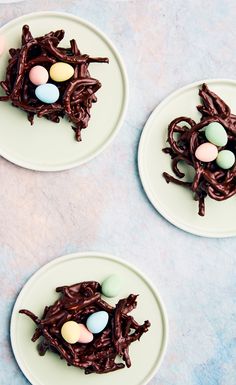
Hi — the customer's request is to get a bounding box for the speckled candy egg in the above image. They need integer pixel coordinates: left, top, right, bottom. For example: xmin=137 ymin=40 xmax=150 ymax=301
xmin=49 ymin=62 xmax=74 ymax=82
xmin=29 ymin=65 xmax=49 ymax=85
xmin=216 ymin=150 xmax=235 ymax=170
xmin=86 ymin=311 xmax=109 ymax=334
xmin=35 ymin=83 xmax=60 ymax=104
xmin=205 ymin=122 xmax=228 ymax=147
xmin=101 ymin=275 xmax=121 ymax=298
xmin=0 ymin=35 xmax=5 ymax=56
xmin=61 ymin=321 xmax=81 ymax=344
xmin=195 ymin=142 xmax=218 ymax=162
xmin=77 ymin=324 xmax=93 ymax=344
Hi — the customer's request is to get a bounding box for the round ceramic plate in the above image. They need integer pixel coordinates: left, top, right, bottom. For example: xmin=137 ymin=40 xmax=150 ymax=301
xmin=11 ymin=252 xmax=168 ymax=385
xmin=0 ymin=12 xmax=128 ymax=171
xmin=138 ymin=79 xmax=236 ymax=238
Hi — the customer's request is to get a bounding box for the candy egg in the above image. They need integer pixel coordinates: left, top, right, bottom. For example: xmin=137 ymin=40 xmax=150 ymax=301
xmin=195 ymin=142 xmax=218 ymax=162
xmin=101 ymin=275 xmax=121 ymax=298
xmin=86 ymin=311 xmax=109 ymax=334
xmin=49 ymin=62 xmax=74 ymax=82
xmin=0 ymin=35 xmax=5 ymax=56
xmin=205 ymin=122 xmax=228 ymax=147
xmin=61 ymin=321 xmax=81 ymax=344
xmin=35 ymin=83 xmax=59 ymax=104
xmin=216 ymin=150 xmax=235 ymax=170
xmin=29 ymin=65 xmax=49 ymax=85
xmin=77 ymin=324 xmax=93 ymax=344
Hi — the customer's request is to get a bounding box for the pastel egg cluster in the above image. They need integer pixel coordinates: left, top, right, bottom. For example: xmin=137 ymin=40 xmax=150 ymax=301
xmin=61 ymin=320 xmax=94 ymax=344
xmin=195 ymin=122 xmax=235 ymax=170
xmin=29 ymin=62 xmax=74 ymax=104
xmin=61 ymin=310 xmax=109 ymax=344
xmin=61 ymin=274 xmax=121 ymax=345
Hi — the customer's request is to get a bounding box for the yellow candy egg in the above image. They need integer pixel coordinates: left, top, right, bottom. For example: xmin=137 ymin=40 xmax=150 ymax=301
xmin=49 ymin=62 xmax=74 ymax=82
xmin=61 ymin=321 xmax=81 ymax=344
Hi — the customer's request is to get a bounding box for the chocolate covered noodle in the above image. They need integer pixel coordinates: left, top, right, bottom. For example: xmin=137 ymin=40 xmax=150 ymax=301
xmin=163 ymin=83 xmax=236 ymax=216
xmin=0 ymin=25 xmax=109 ymax=141
xmin=20 ymin=281 xmax=150 ymax=374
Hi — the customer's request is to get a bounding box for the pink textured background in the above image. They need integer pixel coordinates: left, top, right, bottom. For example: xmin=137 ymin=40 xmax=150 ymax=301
xmin=1 ymin=1 xmax=236 ymax=385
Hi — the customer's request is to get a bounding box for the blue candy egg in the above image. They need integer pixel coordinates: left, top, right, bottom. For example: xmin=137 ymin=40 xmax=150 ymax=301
xmin=35 ymin=83 xmax=60 ymax=104
xmin=86 ymin=311 xmax=109 ymax=334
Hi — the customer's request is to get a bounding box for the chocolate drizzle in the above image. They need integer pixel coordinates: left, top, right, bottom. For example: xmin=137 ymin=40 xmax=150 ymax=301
xmin=163 ymin=83 xmax=236 ymax=216
xmin=0 ymin=25 xmax=109 ymax=141
xmin=19 ymin=281 xmax=150 ymax=375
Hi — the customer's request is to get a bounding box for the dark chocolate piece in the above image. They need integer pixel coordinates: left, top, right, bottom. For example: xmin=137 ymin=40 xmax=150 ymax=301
xmin=0 ymin=25 xmax=109 ymax=141
xmin=163 ymin=83 xmax=236 ymax=216
xmin=19 ymin=281 xmax=150 ymax=375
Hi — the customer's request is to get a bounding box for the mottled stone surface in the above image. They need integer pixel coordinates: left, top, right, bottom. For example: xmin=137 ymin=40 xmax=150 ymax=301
xmin=0 ymin=1 xmax=236 ymax=384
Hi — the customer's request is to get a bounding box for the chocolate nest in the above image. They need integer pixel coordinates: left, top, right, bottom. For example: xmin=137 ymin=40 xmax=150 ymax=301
xmin=0 ymin=25 xmax=109 ymax=141
xmin=19 ymin=281 xmax=150 ymax=374
xmin=163 ymin=83 xmax=236 ymax=216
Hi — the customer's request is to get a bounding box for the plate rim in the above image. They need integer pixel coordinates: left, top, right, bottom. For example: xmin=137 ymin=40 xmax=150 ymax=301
xmin=10 ymin=251 xmax=169 ymax=385
xmin=0 ymin=11 xmax=129 ymax=171
xmin=138 ymin=78 xmax=236 ymax=238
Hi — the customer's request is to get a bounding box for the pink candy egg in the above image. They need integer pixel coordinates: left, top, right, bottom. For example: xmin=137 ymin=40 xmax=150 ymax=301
xmin=0 ymin=35 xmax=5 ymax=56
xmin=77 ymin=324 xmax=93 ymax=344
xmin=195 ymin=142 xmax=218 ymax=162
xmin=29 ymin=65 xmax=49 ymax=85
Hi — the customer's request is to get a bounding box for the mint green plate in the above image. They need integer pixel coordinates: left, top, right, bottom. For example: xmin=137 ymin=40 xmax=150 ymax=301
xmin=11 ymin=252 xmax=168 ymax=385
xmin=0 ymin=12 xmax=128 ymax=171
xmin=139 ymin=79 xmax=236 ymax=237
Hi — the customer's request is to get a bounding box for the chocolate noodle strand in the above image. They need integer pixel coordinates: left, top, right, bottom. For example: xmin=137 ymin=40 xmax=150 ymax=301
xmin=163 ymin=83 xmax=236 ymax=216
xmin=0 ymin=25 xmax=109 ymax=141
xmin=19 ymin=281 xmax=150 ymax=374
